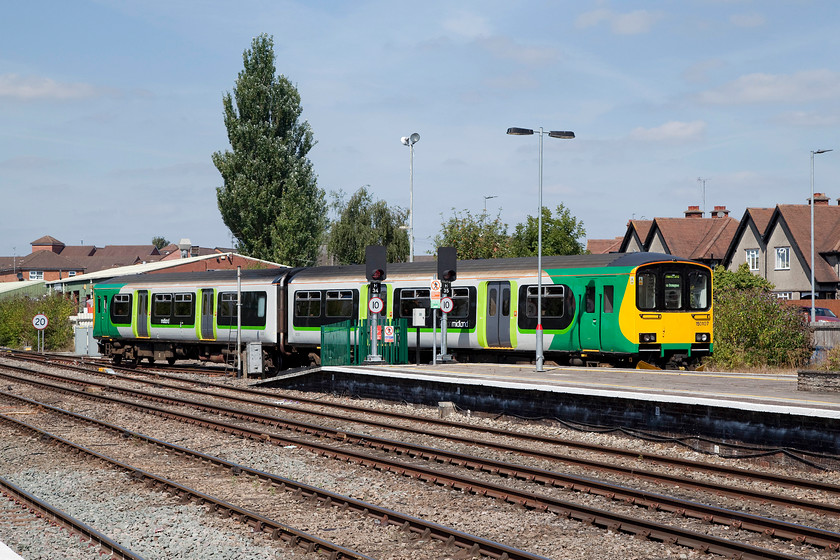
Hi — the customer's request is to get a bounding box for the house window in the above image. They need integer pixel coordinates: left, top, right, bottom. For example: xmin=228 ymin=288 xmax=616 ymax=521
xmin=746 ymin=249 xmax=759 ymax=271
xmin=29 ymin=271 xmax=44 ymax=280
xmin=775 ymin=247 xmax=790 ymax=270
xmin=775 ymin=292 xmax=793 ymax=300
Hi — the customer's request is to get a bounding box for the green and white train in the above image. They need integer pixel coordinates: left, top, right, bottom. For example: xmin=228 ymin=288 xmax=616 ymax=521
xmin=92 ymin=252 xmax=713 ymax=372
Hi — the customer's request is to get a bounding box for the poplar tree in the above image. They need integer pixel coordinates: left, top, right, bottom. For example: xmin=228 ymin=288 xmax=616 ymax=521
xmin=213 ymin=34 xmax=327 ymax=266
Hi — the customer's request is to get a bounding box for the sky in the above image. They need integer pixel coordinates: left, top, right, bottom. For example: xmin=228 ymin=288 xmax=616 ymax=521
xmin=1 ymin=1 xmax=839 ymax=260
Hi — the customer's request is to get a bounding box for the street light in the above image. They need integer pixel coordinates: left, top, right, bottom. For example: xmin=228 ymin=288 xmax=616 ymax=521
xmin=810 ymin=148 xmax=833 ymax=323
xmin=401 ymin=132 xmax=420 ymax=262
xmin=483 ymin=195 xmax=498 ymax=212
xmin=507 ymin=127 xmax=575 ymax=371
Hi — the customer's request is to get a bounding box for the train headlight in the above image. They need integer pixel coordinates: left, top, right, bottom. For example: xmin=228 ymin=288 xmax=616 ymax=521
xmin=639 ymin=333 xmax=657 ymax=343
xmin=696 ymin=333 xmax=710 ymax=343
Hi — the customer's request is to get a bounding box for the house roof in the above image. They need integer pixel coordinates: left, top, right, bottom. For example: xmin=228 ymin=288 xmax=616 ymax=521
xmin=586 ymin=237 xmax=622 ymax=254
xmin=774 ymin=204 xmax=840 ymax=284
xmin=94 ymin=245 xmax=161 ymax=260
xmin=3 ymin=250 xmax=85 ymax=272
xmin=619 ymin=220 xmax=653 ymax=251
xmin=30 ymin=235 xmax=65 ymax=247
xmin=646 ymin=216 xmax=738 ymax=261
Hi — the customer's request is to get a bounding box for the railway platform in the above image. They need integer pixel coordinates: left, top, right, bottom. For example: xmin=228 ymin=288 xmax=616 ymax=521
xmin=263 ymin=362 xmax=840 ymax=455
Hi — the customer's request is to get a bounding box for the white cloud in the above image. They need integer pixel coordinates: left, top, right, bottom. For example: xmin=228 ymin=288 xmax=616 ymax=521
xmin=629 ymin=120 xmax=707 ymax=142
xmin=775 ymin=110 xmax=840 ymax=127
xmin=0 ymin=74 xmax=104 ymax=100
xmin=442 ymin=11 xmax=492 ymax=40
xmin=478 ymin=36 xmax=561 ymax=66
xmin=698 ymin=70 xmax=840 ymax=104
xmin=575 ymin=8 xmax=663 ymax=35
xmin=730 ymin=12 xmax=766 ymax=28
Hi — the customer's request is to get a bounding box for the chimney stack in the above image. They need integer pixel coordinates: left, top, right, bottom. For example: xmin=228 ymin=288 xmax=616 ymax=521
xmin=810 ymin=192 xmax=830 ymax=206
xmin=684 ymin=205 xmax=703 ymax=218
xmin=712 ymin=205 xmax=730 ymax=218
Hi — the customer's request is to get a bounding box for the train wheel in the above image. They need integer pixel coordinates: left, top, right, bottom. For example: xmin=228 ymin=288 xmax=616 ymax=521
xmin=167 ymin=357 xmax=176 ymax=366
xmin=112 ymin=354 xmax=123 ymax=366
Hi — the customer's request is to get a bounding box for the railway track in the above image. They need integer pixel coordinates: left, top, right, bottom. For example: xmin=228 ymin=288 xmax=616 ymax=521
xmin=2 ymin=358 xmax=838 ymax=559
xmin=0 ymin=473 xmax=146 ymax=560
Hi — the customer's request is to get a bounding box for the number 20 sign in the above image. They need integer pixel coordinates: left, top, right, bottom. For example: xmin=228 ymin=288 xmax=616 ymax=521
xmin=32 ymin=314 xmax=49 ymax=330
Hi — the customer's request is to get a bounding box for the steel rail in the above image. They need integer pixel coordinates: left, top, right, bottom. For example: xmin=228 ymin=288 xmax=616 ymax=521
xmin=0 ymin=474 xmax=147 ymax=560
xmin=0 ymin=379 xmax=829 ymax=559
xmin=0 ymin=395 xmax=550 ymax=560
xmin=10 ymin=351 xmax=839 ymax=499
xmin=0 ymin=412 xmax=383 ymax=560
xmin=3 ymin=362 xmax=839 ymax=522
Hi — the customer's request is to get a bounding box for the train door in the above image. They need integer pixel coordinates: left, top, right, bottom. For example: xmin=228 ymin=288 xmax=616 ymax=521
xmin=579 ymin=281 xmax=601 ymax=351
xmin=485 ymin=281 xmax=511 ymax=347
xmin=199 ymin=289 xmax=215 ymax=340
xmin=136 ymin=290 xmax=149 ymax=338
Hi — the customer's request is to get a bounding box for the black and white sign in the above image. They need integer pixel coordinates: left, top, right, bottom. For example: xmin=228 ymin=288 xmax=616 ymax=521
xmin=368 ymin=297 xmax=384 ymax=314
xmin=32 ymin=314 xmax=49 ymax=330
xmin=440 ymin=297 xmax=454 ymax=314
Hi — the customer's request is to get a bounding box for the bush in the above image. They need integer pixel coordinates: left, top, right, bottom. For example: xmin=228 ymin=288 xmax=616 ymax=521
xmin=0 ymin=294 xmax=76 ymax=351
xmin=711 ymin=287 xmax=811 ymax=370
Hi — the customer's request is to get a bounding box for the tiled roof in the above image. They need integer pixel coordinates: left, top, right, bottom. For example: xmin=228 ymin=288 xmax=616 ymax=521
xmin=586 ymin=237 xmax=623 ymax=254
xmin=745 ymin=208 xmax=774 ymax=236
xmin=648 ymin=216 xmax=738 ymax=261
xmin=30 ymin=235 xmax=64 ymax=247
xmin=14 ymin=250 xmax=83 ymax=271
xmin=59 ymin=245 xmax=97 ymax=257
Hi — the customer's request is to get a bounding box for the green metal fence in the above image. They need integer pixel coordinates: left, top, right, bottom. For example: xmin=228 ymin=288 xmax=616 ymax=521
xmin=321 ymin=318 xmax=408 ymax=366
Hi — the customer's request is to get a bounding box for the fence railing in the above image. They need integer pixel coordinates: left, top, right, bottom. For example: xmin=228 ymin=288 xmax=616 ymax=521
xmin=321 ymin=318 xmax=408 ymax=366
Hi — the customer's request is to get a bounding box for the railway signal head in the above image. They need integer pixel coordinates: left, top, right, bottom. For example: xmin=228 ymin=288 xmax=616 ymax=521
xmin=438 ymin=246 xmax=457 ymax=283
xmin=366 ymin=245 xmax=387 ymax=283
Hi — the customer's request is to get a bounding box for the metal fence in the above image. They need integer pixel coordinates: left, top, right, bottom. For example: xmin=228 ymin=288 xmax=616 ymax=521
xmin=321 ymin=318 xmax=408 ymax=366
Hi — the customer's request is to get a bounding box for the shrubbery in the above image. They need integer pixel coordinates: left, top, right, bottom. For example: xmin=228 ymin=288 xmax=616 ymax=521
xmin=710 ymin=264 xmax=811 ymax=370
xmin=0 ymin=294 xmax=76 ymax=351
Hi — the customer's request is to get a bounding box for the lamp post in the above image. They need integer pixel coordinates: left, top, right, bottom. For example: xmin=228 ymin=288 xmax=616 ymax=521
xmin=811 ymin=148 xmax=833 ymax=323
xmin=401 ymin=133 xmax=420 ymax=262
xmin=507 ymin=127 xmax=575 ymax=371
xmin=483 ymin=195 xmax=498 ymax=213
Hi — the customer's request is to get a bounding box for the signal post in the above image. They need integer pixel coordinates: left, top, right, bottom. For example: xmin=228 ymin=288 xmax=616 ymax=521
xmin=365 ymin=245 xmax=387 ymax=364
xmin=437 ymin=247 xmax=456 ymax=363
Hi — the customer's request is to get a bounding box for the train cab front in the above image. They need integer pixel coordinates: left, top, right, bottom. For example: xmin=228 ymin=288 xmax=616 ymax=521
xmin=627 ymin=260 xmax=713 ymax=369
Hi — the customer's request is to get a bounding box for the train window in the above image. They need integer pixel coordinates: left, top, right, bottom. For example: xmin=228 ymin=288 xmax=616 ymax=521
xmin=295 ymin=291 xmax=322 ymax=318
xmin=398 ymin=289 xmax=430 ymax=319
xmin=218 ymin=292 xmax=267 ymax=327
xmin=153 ymin=293 xmax=172 ymax=320
xmin=450 ymin=288 xmax=471 ymax=319
xmin=664 ymin=273 xmax=682 ymax=309
xmin=524 ymin=285 xmax=565 ymax=318
xmin=111 ymin=294 xmax=132 ymax=323
xmin=488 ymin=288 xmax=498 ymax=317
xmin=585 ymin=285 xmax=595 ymax=313
xmin=689 ymin=271 xmax=710 ymax=310
xmin=604 ymin=286 xmax=614 ymax=313
xmin=174 ymin=293 xmax=194 ymax=317
xmin=326 ymin=290 xmax=354 ymax=318
xmin=637 ymin=272 xmax=657 ymax=310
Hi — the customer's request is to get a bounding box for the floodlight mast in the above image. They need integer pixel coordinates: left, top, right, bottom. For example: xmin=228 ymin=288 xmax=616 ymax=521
xmin=401 ymin=133 xmax=420 ymax=262
xmin=506 ymin=126 xmax=575 ymax=372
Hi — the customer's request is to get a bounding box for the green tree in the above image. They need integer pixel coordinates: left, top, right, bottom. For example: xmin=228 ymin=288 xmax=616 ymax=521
xmin=433 ymin=210 xmax=510 ymax=260
xmin=508 ymin=204 xmax=586 ymax=257
xmin=327 ymin=187 xmax=409 ymax=264
xmin=151 ymin=236 xmax=169 ymax=250
xmin=212 ymin=33 xmax=327 ymax=267
xmin=710 ymin=264 xmax=810 ymax=369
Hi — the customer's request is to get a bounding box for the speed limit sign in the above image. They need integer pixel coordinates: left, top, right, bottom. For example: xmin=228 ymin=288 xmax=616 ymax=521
xmin=32 ymin=314 xmax=49 ymax=330
xmin=368 ymin=297 xmax=384 ymax=314
xmin=440 ymin=297 xmax=454 ymax=314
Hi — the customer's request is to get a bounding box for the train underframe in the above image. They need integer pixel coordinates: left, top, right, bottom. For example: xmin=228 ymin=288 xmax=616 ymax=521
xmin=97 ymin=339 xmax=316 ymax=376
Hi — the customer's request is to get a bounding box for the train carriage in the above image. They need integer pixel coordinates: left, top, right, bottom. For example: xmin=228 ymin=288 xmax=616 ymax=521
xmin=92 ymin=252 xmax=712 ymax=372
